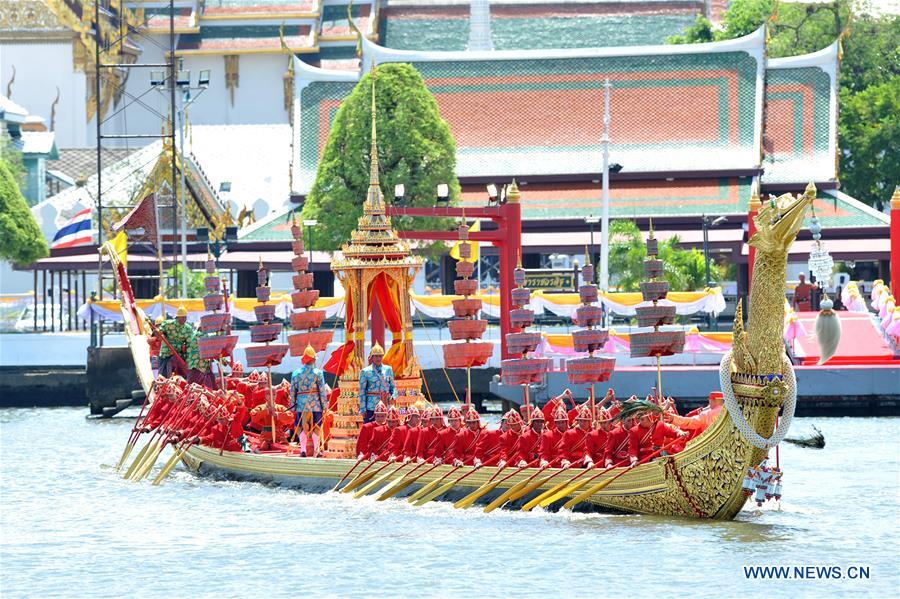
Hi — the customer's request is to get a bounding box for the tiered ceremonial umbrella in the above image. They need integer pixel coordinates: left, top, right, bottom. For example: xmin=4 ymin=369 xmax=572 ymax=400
xmin=287 ymin=216 xmax=333 ymax=355
xmin=566 ymin=252 xmax=616 ymax=408
xmin=244 ymin=259 xmax=289 ymax=442
xmin=443 ymin=223 xmax=493 ymax=405
xmin=629 ymin=222 xmax=685 ymax=396
xmin=197 ymin=250 xmax=239 ymax=390
xmin=500 ymin=258 xmax=550 ymax=407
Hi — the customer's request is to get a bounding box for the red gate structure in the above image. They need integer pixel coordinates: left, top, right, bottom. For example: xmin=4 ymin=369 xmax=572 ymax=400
xmin=386 ymin=183 xmax=523 ymax=360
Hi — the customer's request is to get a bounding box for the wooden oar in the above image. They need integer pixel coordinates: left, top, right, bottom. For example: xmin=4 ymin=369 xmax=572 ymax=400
xmin=115 ymin=383 xmax=156 ymax=470
xmin=505 ymin=464 xmax=577 ymax=508
xmin=407 ymin=465 xmax=463 ymax=503
xmin=562 ymin=439 xmax=682 ymax=510
xmin=122 ymin=391 xmax=191 ymax=479
xmin=352 ymin=461 xmax=412 ymax=498
xmin=339 ymin=433 xmax=395 ymax=493
xmin=523 ymin=463 xmax=605 ymax=511
xmin=453 ymin=459 xmax=532 ymax=509
xmin=376 ymin=461 xmax=444 ymax=501
xmin=412 ymin=455 xmax=501 ymax=507
xmin=133 ymin=399 xmax=216 ymax=482
xmin=130 ymin=398 xmax=201 ymax=481
xmin=332 ymin=455 xmax=367 ymax=492
xmin=483 ymin=464 xmax=549 ymax=513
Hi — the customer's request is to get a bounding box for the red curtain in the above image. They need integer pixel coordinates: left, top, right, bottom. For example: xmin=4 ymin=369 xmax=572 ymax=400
xmin=324 ymin=290 xmax=355 ymax=377
xmin=369 ymin=273 xmax=407 ymax=373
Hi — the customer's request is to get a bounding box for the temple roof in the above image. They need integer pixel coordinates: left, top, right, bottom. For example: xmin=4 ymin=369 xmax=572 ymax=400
xmin=761 ymin=41 xmax=839 ymax=188
xmin=381 ymin=1 xmax=703 ymax=51
xmin=177 ymin=24 xmax=316 ymax=54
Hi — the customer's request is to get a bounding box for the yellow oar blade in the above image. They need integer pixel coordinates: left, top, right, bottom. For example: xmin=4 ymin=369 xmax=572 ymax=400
xmin=151 ymin=448 xmax=184 ymax=485
xmin=542 ymin=477 xmax=594 ymax=507
xmin=376 ymin=476 xmax=417 ymax=501
xmin=483 ymin=478 xmax=531 ymax=513
xmin=122 ymin=438 xmax=155 ymax=479
xmin=413 ymin=477 xmax=461 ymax=506
xmin=454 ymin=480 xmax=499 ymax=509
xmin=352 ymin=468 xmax=398 ymax=498
xmin=407 ymin=477 xmax=442 ymax=503
xmin=116 ymin=440 xmax=137 ymax=471
xmin=341 ymin=468 xmax=378 ymax=494
xmin=562 ymin=476 xmax=616 ymax=510
xmin=523 ymin=479 xmax=571 ymax=512
xmin=506 ymin=471 xmax=557 ymax=504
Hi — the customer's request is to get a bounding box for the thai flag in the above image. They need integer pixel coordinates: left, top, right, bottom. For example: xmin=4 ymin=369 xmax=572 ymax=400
xmin=51 ymin=208 xmax=94 ymax=249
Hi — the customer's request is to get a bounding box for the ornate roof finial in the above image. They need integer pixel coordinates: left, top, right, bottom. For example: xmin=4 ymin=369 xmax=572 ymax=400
xmin=517 ymin=248 xmax=523 ymax=269
xmin=364 ymin=61 xmax=384 ymax=211
xmin=648 ymin=217 xmax=655 ymax=239
xmin=584 ymin=245 xmax=591 ymax=266
xmin=507 ymin=179 xmax=520 ymax=204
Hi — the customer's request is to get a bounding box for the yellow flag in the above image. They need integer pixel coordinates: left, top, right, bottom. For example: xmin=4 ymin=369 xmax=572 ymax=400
xmin=449 ymin=219 xmax=479 ymax=263
xmin=112 ymin=230 xmax=128 ymax=267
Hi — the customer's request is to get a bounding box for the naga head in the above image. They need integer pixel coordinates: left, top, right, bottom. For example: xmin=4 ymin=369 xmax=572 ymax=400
xmin=749 ymin=182 xmax=815 ymax=253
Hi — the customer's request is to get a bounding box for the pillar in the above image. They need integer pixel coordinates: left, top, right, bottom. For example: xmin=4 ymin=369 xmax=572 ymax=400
xmin=499 ymin=184 xmax=522 ymax=360
xmin=891 ymin=188 xmax=900 ymax=298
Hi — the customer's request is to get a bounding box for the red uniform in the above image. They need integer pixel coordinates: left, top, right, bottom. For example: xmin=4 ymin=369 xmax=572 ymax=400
xmin=605 ymin=425 xmax=630 ymax=465
xmin=586 ymin=428 xmax=610 ymax=464
xmin=541 ymin=398 xmax=577 ymax=425
xmin=356 ymin=421 xmax=390 ymax=458
xmin=628 ymin=421 xmax=684 ymax=462
xmin=416 ymin=425 xmax=451 ymax=462
xmin=200 ymin=420 xmax=242 ymax=452
xmin=511 ymin=429 xmax=542 ymax=465
xmin=559 ymin=427 xmax=592 ymax=465
xmin=473 ymin=428 xmax=503 ymax=463
xmin=402 ymin=426 xmax=422 ymax=459
xmin=539 ymin=427 xmax=566 ymax=466
xmin=386 ymin=423 xmax=409 ymax=457
xmin=451 ymin=427 xmax=482 ymax=465
xmin=497 ymin=430 xmax=520 ymax=463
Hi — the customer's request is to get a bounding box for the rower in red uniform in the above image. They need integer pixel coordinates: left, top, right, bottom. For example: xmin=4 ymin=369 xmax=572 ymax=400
xmin=496 ymin=411 xmax=522 ymax=468
xmin=512 ymin=409 xmax=545 ymax=467
xmin=542 ymin=389 xmax=577 ymax=424
xmin=440 ymin=406 xmax=463 ymax=462
xmin=199 ymin=407 xmax=242 ymax=452
xmin=664 ymin=391 xmax=723 ymax=440
xmin=385 ymin=407 xmax=408 ymax=461
xmin=473 ymin=412 xmax=505 ymax=467
xmin=560 ymin=405 xmax=594 ymax=467
xmin=416 ymin=406 xmax=452 ymax=464
xmin=604 ymin=415 xmax=630 ymax=467
xmin=452 ymin=407 xmax=483 ymax=466
xmin=401 ymin=406 xmax=423 ymax=462
xmin=628 ymin=412 xmax=688 ymax=465
xmin=584 ymin=409 xmax=610 ymax=467
xmin=539 ymin=406 xmax=569 ymax=467
xmin=356 ymin=401 xmax=390 ymax=460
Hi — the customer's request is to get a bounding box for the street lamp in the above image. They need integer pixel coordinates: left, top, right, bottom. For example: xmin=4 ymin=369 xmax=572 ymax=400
xmin=436 ymin=183 xmax=450 ymax=206
xmin=486 ymin=183 xmax=498 ymax=205
xmin=393 ymin=184 xmax=405 ymax=206
xmin=702 ymin=214 xmax=727 ymax=330
xmin=152 ymin=62 xmax=211 ymax=297
xmin=585 ymin=216 xmax=599 ymax=283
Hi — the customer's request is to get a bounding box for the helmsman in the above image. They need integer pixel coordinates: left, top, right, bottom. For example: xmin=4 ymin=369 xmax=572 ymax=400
xmin=290 ymin=345 xmax=329 ymax=457
xmin=358 ymin=343 xmax=396 ymax=423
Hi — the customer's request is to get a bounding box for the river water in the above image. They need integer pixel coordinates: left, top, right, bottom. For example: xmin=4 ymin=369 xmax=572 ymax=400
xmin=1 ymin=407 xmax=898 ymax=598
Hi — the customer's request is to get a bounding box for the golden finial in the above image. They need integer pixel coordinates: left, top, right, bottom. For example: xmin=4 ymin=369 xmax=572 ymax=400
xmin=517 ymin=249 xmax=522 ymax=269
xmin=584 ymin=245 xmax=591 ymax=266
xmin=207 ymin=245 xmax=212 ymax=261
xmin=258 ymin=256 xmax=264 ymax=271
xmin=648 ymin=217 xmax=655 ymax=239
xmin=507 ymin=180 xmax=521 ymax=204
xmin=891 ymin=186 xmax=900 ymax=210
xmin=749 ymin=179 xmax=762 ymax=211
xmin=363 ymin=61 xmax=384 ymax=212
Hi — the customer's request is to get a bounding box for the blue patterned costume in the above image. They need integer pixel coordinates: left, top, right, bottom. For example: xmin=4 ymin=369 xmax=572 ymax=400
xmin=290 ymin=363 xmax=328 ymax=413
xmin=358 ymin=364 xmax=396 ymax=414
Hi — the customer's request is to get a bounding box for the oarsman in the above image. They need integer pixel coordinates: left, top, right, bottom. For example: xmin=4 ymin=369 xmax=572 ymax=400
xmin=472 ymin=412 xmax=505 ymax=467
xmin=539 ymin=406 xmax=569 ymax=467
xmin=560 ymin=405 xmax=594 ymax=468
xmin=495 ymin=411 xmax=522 ymax=468
xmin=358 ymin=343 xmax=396 ymax=424
xmin=356 ymin=401 xmax=390 ymax=460
xmin=416 ymin=406 xmax=452 ymax=464
xmin=199 ymin=406 xmax=242 ymax=452
xmin=628 ymin=412 xmax=688 ymax=466
xmin=603 ymin=388 xmax=622 ymax=419
xmin=290 ymin=345 xmax=329 ymax=457
xmin=385 ymin=407 xmax=408 ymax=461
xmin=542 ymin=388 xmax=576 ymax=423
xmin=512 ymin=409 xmax=545 ymax=467
xmin=157 ymin=306 xmax=194 ymax=378
xmin=452 ymin=407 xmax=483 ymax=466
xmin=401 ymin=406 xmax=423 ymax=462
xmin=664 ymin=391 xmax=723 ymax=440
xmin=603 ymin=413 xmax=631 ymax=467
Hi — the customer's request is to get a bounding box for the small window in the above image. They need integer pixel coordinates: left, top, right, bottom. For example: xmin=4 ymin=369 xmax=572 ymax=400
xmin=219 ymin=181 xmax=231 ymax=192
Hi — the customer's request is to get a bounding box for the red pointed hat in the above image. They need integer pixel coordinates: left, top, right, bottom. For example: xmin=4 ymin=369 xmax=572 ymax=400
xmin=553 ymin=406 xmax=568 ymax=421
xmin=576 ymin=404 xmax=592 ymax=421
xmin=387 ymin=407 xmax=401 ymax=422
xmin=465 ymin=407 xmax=480 ymax=422
xmin=531 ymin=409 xmax=546 ymax=423
xmin=447 ymin=406 xmax=462 ymax=420
xmin=431 ymin=405 xmax=444 ymax=418
xmin=374 ymin=401 xmax=388 ymax=414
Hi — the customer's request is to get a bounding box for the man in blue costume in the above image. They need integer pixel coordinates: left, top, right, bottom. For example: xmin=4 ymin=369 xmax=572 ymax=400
xmin=290 ymin=345 xmax=329 ymax=457
xmin=358 ymin=343 xmax=396 ymax=423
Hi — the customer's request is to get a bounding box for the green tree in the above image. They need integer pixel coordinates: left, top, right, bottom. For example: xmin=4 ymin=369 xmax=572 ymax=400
xmin=301 ymin=64 xmax=460 ymax=251
xmin=838 ymin=77 xmax=900 ymax=206
xmin=165 ymin=264 xmax=205 ymax=298
xmin=0 ymin=160 xmax=48 ymax=264
xmin=608 ymin=221 xmax=718 ymax=292
xmin=0 ymin=128 xmax=25 ymax=187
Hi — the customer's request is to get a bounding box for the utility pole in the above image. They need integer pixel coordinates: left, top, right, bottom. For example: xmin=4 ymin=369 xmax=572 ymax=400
xmin=599 ymin=78 xmax=611 ymax=293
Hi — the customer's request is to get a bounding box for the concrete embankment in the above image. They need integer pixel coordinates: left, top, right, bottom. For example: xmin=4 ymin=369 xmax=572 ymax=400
xmin=0 ymin=366 xmax=87 ymax=407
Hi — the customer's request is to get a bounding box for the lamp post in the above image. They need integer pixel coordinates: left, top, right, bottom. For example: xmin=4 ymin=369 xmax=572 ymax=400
xmin=702 ymin=215 xmax=727 ymax=330
xmin=152 ymin=60 xmax=211 ymax=296
xmin=585 ymin=215 xmax=599 ymax=283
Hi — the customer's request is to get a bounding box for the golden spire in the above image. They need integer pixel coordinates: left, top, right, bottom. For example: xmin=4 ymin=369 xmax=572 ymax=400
xmin=507 ymin=179 xmax=520 ymax=204
xmin=648 ymin=217 xmax=655 ymax=239
xmin=584 ymin=245 xmax=591 ymax=266
xmin=363 ymin=61 xmax=384 ymax=212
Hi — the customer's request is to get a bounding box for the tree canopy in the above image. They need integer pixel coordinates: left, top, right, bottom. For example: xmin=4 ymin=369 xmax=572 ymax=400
xmin=608 ymin=221 xmax=718 ymax=292
xmin=0 ymin=159 xmax=48 ymax=265
xmin=668 ymin=0 xmax=899 ymax=206
xmin=301 ymin=64 xmax=459 ymax=251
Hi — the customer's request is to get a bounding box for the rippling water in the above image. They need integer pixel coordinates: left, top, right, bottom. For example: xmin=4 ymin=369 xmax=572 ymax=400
xmin=1 ymin=407 xmax=898 ymax=598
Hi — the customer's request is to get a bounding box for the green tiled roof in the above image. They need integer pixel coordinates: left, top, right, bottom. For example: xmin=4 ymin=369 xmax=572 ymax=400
xmin=382 ymin=14 xmax=698 ymax=51
xmin=241 ymin=207 xmax=302 ymax=241
xmin=804 ymin=191 xmax=889 ymax=229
